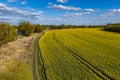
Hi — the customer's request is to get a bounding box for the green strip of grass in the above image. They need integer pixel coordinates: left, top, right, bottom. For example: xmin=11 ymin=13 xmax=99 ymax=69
xmin=0 ymin=61 xmax=32 ymax=80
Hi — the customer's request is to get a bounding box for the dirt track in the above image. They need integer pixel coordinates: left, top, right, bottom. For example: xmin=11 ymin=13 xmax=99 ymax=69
xmin=31 ymin=32 xmax=47 ymax=80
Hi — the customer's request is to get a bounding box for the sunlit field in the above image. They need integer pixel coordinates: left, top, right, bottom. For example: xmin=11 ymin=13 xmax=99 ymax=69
xmin=39 ymin=28 xmax=120 ymax=80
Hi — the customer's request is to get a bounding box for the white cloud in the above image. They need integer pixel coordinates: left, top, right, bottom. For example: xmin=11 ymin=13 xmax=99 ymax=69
xmin=110 ymin=9 xmax=120 ymax=13
xmin=7 ymin=0 xmax=27 ymax=5
xmin=7 ymin=0 xmax=18 ymax=2
xmin=57 ymin=0 xmax=68 ymax=3
xmin=0 ymin=3 xmax=43 ymax=22
xmin=63 ymin=12 xmax=82 ymax=18
xmin=0 ymin=3 xmax=13 ymax=10
xmin=20 ymin=1 xmax=27 ymax=5
xmin=63 ymin=8 xmax=95 ymax=19
xmin=73 ymin=13 xmax=82 ymax=16
xmin=91 ymin=9 xmax=120 ymax=25
xmin=84 ymin=8 xmax=94 ymax=12
xmin=0 ymin=3 xmax=6 ymax=7
xmin=100 ymin=9 xmax=120 ymax=17
xmin=48 ymin=3 xmax=81 ymax=11
xmin=48 ymin=2 xmax=52 ymax=5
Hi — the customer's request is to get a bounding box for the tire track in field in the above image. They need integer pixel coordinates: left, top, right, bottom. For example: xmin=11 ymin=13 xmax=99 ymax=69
xmin=52 ymin=32 xmax=115 ymax=80
xmin=64 ymin=31 xmax=117 ymax=50
xmin=32 ymin=33 xmax=47 ymax=80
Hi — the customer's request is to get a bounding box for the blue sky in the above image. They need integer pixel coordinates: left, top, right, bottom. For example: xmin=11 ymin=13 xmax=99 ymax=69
xmin=0 ymin=0 xmax=120 ymax=25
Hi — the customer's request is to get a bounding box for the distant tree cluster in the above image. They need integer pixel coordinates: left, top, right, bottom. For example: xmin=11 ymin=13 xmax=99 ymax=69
xmin=46 ymin=24 xmax=104 ymax=30
xmin=18 ymin=22 xmax=35 ymax=36
xmin=0 ymin=21 xmax=45 ymax=45
xmin=17 ymin=21 xmax=45 ymax=36
xmin=0 ymin=22 xmax=17 ymax=45
xmin=104 ymin=23 xmax=120 ymax=33
xmin=34 ymin=24 xmax=45 ymax=33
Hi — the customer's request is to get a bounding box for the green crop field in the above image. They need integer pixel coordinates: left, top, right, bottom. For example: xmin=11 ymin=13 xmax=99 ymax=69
xmin=39 ymin=28 xmax=120 ymax=80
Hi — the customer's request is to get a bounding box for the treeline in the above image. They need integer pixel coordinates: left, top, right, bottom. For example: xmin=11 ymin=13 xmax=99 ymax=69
xmin=46 ymin=24 xmax=104 ymax=29
xmin=104 ymin=23 xmax=120 ymax=33
xmin=47 ymin=24 xmax=120 ymax=33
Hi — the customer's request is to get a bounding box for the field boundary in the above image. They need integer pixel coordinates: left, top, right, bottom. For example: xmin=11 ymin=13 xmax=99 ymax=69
xmin=32 ymin=31 xmax=47 ymax=80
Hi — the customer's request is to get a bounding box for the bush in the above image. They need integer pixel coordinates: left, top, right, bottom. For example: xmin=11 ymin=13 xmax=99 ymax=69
xmin=18 ymin=21 xmax=35 ymax=36
xmin=104 ymin=23 xmax=120 ymax=33
xmin=0 ymin=22 xmax=17 ymax=45
xmin=34 ymin=24 xmax=45 ymax=33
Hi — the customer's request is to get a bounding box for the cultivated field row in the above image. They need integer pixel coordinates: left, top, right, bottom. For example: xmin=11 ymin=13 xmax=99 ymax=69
xmin=53 ymin=33 xmax=114 ymax=80
xmin=39 ymin=28 xmax=120 ymax=80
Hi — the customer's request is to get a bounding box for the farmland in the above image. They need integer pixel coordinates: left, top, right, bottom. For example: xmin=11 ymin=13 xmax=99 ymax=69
xmin=39 ymin=28 xmax=120 ymax=80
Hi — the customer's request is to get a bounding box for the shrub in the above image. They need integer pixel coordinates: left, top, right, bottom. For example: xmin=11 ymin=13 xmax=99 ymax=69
xmin=18 ymin=21 xmax=35 ymax=36
xmin=34 ymin=24 xmax=45 ymax=33
xmin=0 ymin=22 xmax=17 ymax=45
xmin=104 ymin=23 xmax=120 ymax=33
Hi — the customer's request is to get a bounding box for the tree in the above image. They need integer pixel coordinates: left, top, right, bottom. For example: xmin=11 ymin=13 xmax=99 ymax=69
xmin=18 ymin=21 xmax=35 ymax=36
xmin=0 ymin=22 xmax=17 ymax=45
xmin=104 ymin=23 xmax=120 ymax=33
xmin=34 ymin=24 xmax=45 ymax=33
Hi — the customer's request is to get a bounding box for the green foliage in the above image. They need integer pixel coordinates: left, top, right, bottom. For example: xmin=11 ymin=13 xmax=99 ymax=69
xmin=39 ymin=28 xmax=120 ymax=80
xmin=104 ymin=23 xmax=120 ymax=33
xmin=47 ymin=25 xmax=104 ymax=30
xmin=18 ymin=21 xmax=35 ymax=36
xmin=0 ymin=22 xmax=17 ymax=45
xmin=34 ymin=24 xmax=45 ymax=33
xmin=0 ymin=62 xmax=32 ymax=80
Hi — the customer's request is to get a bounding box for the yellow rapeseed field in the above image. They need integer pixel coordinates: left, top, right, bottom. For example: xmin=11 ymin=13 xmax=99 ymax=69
xmin=39 ymin=28 xmax=120 ymax=80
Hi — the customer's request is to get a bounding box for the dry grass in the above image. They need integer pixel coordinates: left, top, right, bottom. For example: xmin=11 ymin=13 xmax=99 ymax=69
xmin=0 ymin=33 xmax=40 ymax=73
